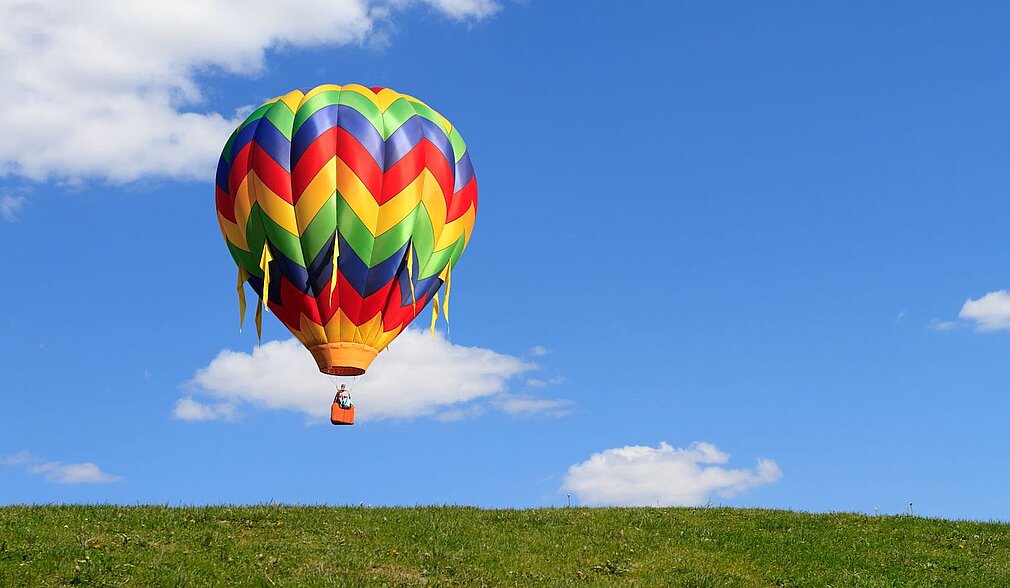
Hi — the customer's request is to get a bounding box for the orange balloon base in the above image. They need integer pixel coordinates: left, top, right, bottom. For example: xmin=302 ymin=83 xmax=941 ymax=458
xmin=309 ymin=342 xmax=378 ymax=376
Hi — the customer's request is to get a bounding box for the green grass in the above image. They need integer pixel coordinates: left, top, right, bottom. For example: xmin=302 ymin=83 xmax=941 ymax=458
xmin=0 ymin=506 xmax=1007 ymax=587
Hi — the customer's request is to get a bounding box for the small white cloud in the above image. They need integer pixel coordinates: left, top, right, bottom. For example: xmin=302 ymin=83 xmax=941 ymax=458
xmin=184 ymin=329 xmax=569 ymax=423
xmin=493 ymin=394 xmax=572 ymax=417
xmin=0 ymin=451 xmax=34 ymax=466
xmin=959 ymin=290 xmax=1010 ymax=331
xmin=526 ymin=374 xmax=566 ymax=388
xmin=172 ymin=397 xmax=236 ymax=421
xmin=2 ymin=452 xmax=121 ymax=484
xmin=412 ymin=0 xmax=500 ymax=20
xmin=0 ymin=195 xmax=25 ymax=221
xmin=563 ymin=442 xmax=781 ymax=507
xmin=530 ymin=345 xmax=550 ymax=357
xmin=929 ymin=319 xmax=960 ymax=331
xmin=30 ymin=462 xmax=122 ymax=485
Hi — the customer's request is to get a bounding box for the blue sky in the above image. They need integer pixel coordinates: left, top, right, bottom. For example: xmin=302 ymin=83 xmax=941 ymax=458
xmin=2 ymin=0 xmax=1010 ymax=519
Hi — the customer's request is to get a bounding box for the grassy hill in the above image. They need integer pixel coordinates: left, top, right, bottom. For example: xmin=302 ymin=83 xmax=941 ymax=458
xmin=0 ymin=506 xmax=1007 ymax=587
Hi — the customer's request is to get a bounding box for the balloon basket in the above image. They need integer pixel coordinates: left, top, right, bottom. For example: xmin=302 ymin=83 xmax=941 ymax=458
xmin=330 ymin=403 xmax=355 ymax=426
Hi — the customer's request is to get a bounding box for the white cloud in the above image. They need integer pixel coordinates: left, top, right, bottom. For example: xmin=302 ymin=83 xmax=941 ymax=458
xmin=2 ymin=452 xmax=121 ymax=484
xmin=0 ymin=0 xmax=497 ymax=182
xmin=563 ymin=442 xmax=782 ymax=507
xmin=183 ymin=329 xmax=568 ymax=423
xmin=0 ymin=451 xmax=34 ymax=466
xmin=411 ymin=0 xmax=499 ymax=20
xmin=526 ymin=374 xmax=566 ymax=388
xmin=0 ymin=195 xmax=25 ymax=221
xmin=530 ymin=345 xmax=550 ymax=357
xmin=928 ymin=319 xmax=960 ymax=331
xmin=493 ymin=394 xmax=572 ymax=417
xmin=172 ymin=397 xmax=236 ymax=421
xmin=959 ymin=290 xmax=1010 ymax=331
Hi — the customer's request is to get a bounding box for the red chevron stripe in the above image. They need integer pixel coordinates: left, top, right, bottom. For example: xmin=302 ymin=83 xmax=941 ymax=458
xmin=379 ymin=139 xmax=454 ymax=205
xmin=266 ymin=278 xmax=301 ymax=331
xmin=290 ymin=126 xmax=382 ymax=202
xmin=290 ymin=125 xmax=335 ymax=202
xmin=216 ymin=185 xmax=236 ymax=223
xmin=269 ymin=267 xmax=441 ymax=334
xmin=336 ymin=127 xmax=382 ymax=200
xmin=447 ymin=177 xmax=477 ymax=223
xmin=251 ymin=143 xmax=293 ymax=203
xmin=382 ymin=281 xmax=427 ymax=331
xmin=228 ymin=142 xmax=253 ymax=199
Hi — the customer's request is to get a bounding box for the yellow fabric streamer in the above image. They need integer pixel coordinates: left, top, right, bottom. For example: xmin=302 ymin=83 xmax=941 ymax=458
xmin=430 ymin=293 xmax=440 ymax=337
xmin=255 ymin=300 xmax=263 ymax=343
xmin=259 ymin=243 xmax=273 ymax=313
xmin=406 ymin=243 xmax=416 ymax=309
xmin=443 ymin=264 xmax=451 ymax=327
xmin=237 ymin=266 xmax=248 ymax=332
xmin=329 ymin=236 xmax=339 ymax=303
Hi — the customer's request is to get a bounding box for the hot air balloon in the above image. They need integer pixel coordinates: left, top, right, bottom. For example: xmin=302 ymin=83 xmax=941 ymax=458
xmin=214 ymin=84 xmax=478 ymax=424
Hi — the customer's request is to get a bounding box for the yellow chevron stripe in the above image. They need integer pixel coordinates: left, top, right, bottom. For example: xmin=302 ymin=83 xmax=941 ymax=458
xmin=373 ymin=325 xmax=403 ymax=351
xmin=360 ymin=312 xmax=386 ymax=346
xmin=251 ymin=172 xmax=299 ymax=236
xmin=324 ymin=309 xmax=363 ymax=345
xmin=302 ymin=84 xmax=343 ymax=103
xmin=341 ymin=84 xmax=382 ymax=110
xmin=289 ymin=324 xmax=311 ymax=347
xmin=299 ymin=307 xmax=405 ymax=350
xmin=294 ymin=156 xmax=337 ymax=235
xmin=233 ymin=172 xmax=254 ymax=234
xmin=322 ymin=308 xmax=340 ymax=342
xmin=376 ymin=169 xmax=436 ymax=234
xmin=218 ymin=214 xmax=247 ymax=251
xmin=335 ymin=157 xmax=378 ymax=232
xmin=337 ymin=163 xmax=447 ymax=238
xmin=419 ymin=176 xmax=448 ymax=238
xmin=277 ymin=90 xmax=305 ymax=114
xmin=375 ymin=88 xmax=402 ymax=112
xmin=299 ymin=313 xmax=327 ymax=347
xmin=436 ymin=205 xmax=476 ymax=251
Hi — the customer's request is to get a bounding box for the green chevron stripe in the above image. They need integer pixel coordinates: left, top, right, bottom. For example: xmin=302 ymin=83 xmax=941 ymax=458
xmin=448 ymin=231 xmax=467 ymax=267
xmin=448 ymin=128 xmax=468 ymax=163
xmin=405 ymin=100 xmax=450 ymax=136
xmin=264 ymin=99 xmax=296 ymax=140
xmin=221 ymin=129 xmax=239 ymax=164
xmin=372 ymin=210 xmax=419 ymax=266
xmin=332 ymin=191 xmax=451 ymax=270
xmin=299 ymin=194 xmax=337 ymax=264
xmin=239 ymin=102 xmax=275 ymax=132
xmin=291 ymin=90 xmax=383 ymax=136
xmin=409 ymin=202 xmax=435 ymax=277
xmin=261 ymin=213 xmax=306 ymax=267
xmin=335 ymin=195 xmax=375 ymax=266
xmin=380 ymin=98 xmax=419 ymax=139
xmin=226 ymin=204 xmax=268 ymax=277
xmin=338 ymin=90 xmax=383 ymax=134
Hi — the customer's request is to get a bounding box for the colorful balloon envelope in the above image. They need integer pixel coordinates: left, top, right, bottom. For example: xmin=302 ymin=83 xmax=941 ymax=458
xmin=215 ymin=84 xmax=477 ymax=375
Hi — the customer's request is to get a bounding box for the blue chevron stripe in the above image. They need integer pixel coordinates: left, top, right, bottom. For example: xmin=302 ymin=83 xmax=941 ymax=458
xmin=383 ymin=115 xmax=424 ymax=171
xmin=453 ymin=151 xmax=474 ymax=193
xmin=290 ymin=104 xmax=384 ymax=169
xmin=251 ymin=118 xmax=292 ymax=172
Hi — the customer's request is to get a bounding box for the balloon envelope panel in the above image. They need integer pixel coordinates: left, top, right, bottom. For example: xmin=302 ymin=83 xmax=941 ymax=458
xmin=215 ymin=84 xmax=477 ymax=374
